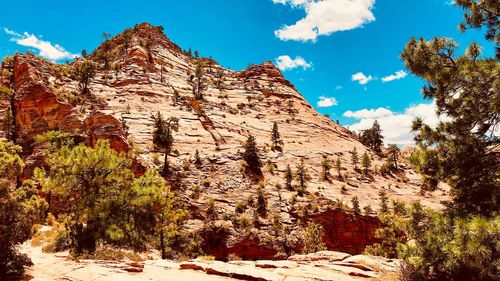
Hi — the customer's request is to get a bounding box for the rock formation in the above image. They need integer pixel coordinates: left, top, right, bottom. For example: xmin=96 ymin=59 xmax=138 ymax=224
xmin=0 ymin=23 xmax=448 ymax=260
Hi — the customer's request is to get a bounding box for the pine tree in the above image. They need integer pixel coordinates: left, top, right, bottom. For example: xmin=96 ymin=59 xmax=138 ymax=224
xmin=295 ymin=159 xmax=311 ymax=195
xmin=373 ymin=6 xmax=500 ymax=280
xmin=151 ymin=111 xmax=179 ymax=176
xmin=378 ymin=190 xmax=388 ymax=213
xmin=35 ymin=139 xmax=185 ymax=256
xmin=0 ymin=86 xmax=16 ymax=142
xmin=351 ymin=147 xmax=359 ymax=170
xmin=284 ymin=164 xmax=293 ymax=190
xmin=387 ymin=144 xmax=400 ymax=170
xmin=362 ymin=151 xmax=371 ymax=175
xmin=71 ymin=61 xmax=96 ymax=96
xmin=193 ymin=60 xmax=205 ymax=100
xmin=256 ymin=185 xmax=267 ymax=217
xmin=120 ymin=115 xmax=129 ymax=137
xmin=359 ymin=121 xmax=384 ymax=153
xmin=401 ymin=5 xmax=499 ymax=216
xmin=301 ymin=222 xmax=326 ymax=254
xmin=1 ymin=142 xmax=47 ymax=279
xmin=271 ymin=121 xmax=283 ymax=151
xmin=242 ymin=135 xmax=262 ymax=175
xmin=351 ymin=196 xmax=360 ymax=215
xmin=1 ymin=105 xmax=15 ymax=141
xmin=320 ymin=156 xmax=331 ymax=181
xmin=335 ymin=156 xmax=342 ymax=177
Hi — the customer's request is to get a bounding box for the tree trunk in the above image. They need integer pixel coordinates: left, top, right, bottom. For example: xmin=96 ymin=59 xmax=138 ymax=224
xmin=163 ymin=148 xmax=169 ymax=176
xmin=160 ymin=230 xmax=166 ymax=259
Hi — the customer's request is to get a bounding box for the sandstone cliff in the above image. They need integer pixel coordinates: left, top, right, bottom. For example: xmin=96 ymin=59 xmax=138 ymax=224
xmin=0 ymin=23 xmax=448 ymax=260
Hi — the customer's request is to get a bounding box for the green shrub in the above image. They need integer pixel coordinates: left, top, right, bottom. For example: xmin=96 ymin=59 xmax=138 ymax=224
xmin=301 ymin=222 xmax=326 ymax=254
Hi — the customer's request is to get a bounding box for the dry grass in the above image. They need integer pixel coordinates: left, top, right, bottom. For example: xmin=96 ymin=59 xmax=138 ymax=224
xmin=374 ymin=272 xmax=400 ymax=281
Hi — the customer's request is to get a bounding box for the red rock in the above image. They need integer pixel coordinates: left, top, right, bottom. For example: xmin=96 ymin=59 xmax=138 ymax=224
xmin=302 ymin=209 xmax=382 ymax=254
xmin=83 ymin=111 xmax=130 ymax=153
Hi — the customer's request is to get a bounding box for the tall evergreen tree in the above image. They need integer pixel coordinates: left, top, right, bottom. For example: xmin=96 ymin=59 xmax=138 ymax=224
xmin=401 ymin=9 xmax=499 ymax=216
xmin=151 ymin=111 xmax=179 ymax=176
xmin=242 ymin=135 xmax=262 ymax=175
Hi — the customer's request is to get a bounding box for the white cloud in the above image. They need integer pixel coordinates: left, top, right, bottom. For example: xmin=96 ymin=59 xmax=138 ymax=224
xmin=343 ymin=107 xmax=392 ymax=119
xmin=351 ymin=72 xmax=374 ymax=85
xmin=4 ymin=28 xmax=79 ymax=61
xmin=275 ymin=55 xmax=312 ymax=71
xmin=335 ymin=85 xmax=343 ymax=91
xmin=317 ymin=96 xmax=338 ymax=107
xmin=382 ymin=70 xmax=407 ymax=82
xmin=273 ymin=0 xmax=376 ymax=42
xmin=344 ymin=102 xmax=447 ymax=145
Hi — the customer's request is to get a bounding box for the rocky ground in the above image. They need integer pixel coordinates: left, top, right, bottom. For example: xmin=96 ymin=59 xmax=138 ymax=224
xmin=20 ymin=240 xmax=399 ymax=281
xmin=1 ymin=23 xmax=449 ymax=261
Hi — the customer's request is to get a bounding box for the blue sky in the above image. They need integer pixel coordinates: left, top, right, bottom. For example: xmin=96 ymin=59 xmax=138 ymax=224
xmin=0 ymin=0 xmax=494 ymax=144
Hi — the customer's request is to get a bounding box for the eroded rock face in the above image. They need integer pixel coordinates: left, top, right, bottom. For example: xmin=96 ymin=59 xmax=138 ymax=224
xmin=304 ymin=209 xmax=382 ymax=254
xmin=13 ymin=56 xmax=83 ymax=148
xmin=83 ymin=111 xmax=130 ymax=153
xmin=7 ymin=54 xmax=145 ymax=186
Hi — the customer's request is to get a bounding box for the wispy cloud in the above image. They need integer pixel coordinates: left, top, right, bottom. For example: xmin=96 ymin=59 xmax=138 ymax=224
xmin=4 ymin=28 xmax=79 ymax=61
xmin=317 ymin=96 xmax=338 ymax=107
xmin=382 ymin=70 xmax=407 ymax=82
xmin=273 ymin=0 xmax=376 ymax=42
xmin=351 ymin=72 xmax=374 ymax=85
xmin=275 ymin=55 xmax=312 ymax=71
xmin=344 ymin=107 xmax=392 ymax=119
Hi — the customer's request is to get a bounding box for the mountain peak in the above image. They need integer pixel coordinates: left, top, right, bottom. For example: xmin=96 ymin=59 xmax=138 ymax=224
xmin=89 ymin=22 xmax=183 ymax=62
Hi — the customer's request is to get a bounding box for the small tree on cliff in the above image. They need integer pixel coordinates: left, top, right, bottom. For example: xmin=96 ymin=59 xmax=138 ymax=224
xmin=284 ymin=164 xmax=293 ymax=190
xmin=335 ymin=156 xmax=342 ymax=177
xmin=242 ymin=135 xmax=262 ymax=175
xmin=359 ymin=121 xmax=384 ymax=153
xmin=295 ymin=159 xmax=311 ymax=196
xmin=72 ymin=61 xmax=96 ymax=96
xmin=351 ymin=147 xmax=359 ymax=170
xmin=271 ymin=121 xmax=283 ymax=151
xmin=351 ymin=196 xmax=360 ymax=215
xmin=151 ymin=111 xmax=179 ymax=176
xmin=387 ymin=144 xmax=400 ymax=170
xmin=193 ymin=60 xmax=205 ymax=100
xmin=320 ymin=156 xmax=331 ymax=181
xmin=362 ymin=151 xmax=371 ymax=175
xmin=378 ymin=190 xmax=389 ymax=213
xmin=0 ymin=85 xmax=15 ymax=141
